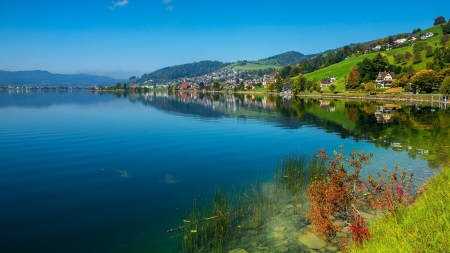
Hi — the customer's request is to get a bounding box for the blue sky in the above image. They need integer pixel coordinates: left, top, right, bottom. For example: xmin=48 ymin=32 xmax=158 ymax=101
xmin=1 ymin=1 xmax=449 ymax=79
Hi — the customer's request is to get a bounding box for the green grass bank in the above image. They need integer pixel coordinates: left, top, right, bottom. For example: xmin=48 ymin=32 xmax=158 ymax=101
xmin=349 ymin=167 xmax=450 ymax=253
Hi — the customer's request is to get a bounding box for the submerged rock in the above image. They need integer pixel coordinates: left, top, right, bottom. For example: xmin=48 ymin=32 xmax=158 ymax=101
xmin=297 ymin=233 xmax=326 ymax=250
xmin=228 ymin=248 xmax=249 ymax=253
xmin=275 ymin=245 xmax=289 ymax=252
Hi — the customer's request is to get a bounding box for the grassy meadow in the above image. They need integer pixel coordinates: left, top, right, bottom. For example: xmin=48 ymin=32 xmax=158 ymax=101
xmin=349 ymin=167 xmax=450 ymax=253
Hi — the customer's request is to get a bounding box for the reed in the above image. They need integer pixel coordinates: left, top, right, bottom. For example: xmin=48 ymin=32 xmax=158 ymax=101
xmin=172 ymin=153 xmax=327 ymax=252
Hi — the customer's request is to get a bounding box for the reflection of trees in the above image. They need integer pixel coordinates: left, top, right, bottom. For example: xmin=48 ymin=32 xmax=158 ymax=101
xmin=120 ymin=91 xmax=450 ymax=167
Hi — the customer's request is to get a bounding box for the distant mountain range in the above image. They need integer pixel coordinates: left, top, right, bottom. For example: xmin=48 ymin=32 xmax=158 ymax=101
xmin=0 ymin=70 xmax=121 ymax=86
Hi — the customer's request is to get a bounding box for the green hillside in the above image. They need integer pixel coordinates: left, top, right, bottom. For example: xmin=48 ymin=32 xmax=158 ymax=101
xmin=221 ymin=51 xmax=311 ymax=70
xmin=304 ymin=25 xmax=443 ymax=90
xmin=222 ymin=62 xmax=281 ymax=70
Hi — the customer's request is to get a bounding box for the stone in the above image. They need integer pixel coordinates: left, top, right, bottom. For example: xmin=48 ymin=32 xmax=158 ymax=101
xmin=228 ymin=249 xmax=249 ymax=253
xmin=274 ymin=226 xmax=286 ymax=232
xmin=298 ymin=233 xmax=326 ymax=250
xmin=326 ymin=245 xmax=339 ymax=252
xmin=273 ymin=232 xmax=285 ymax=240
xmin=275 ymin=246 xmax=289 ymax=253
xmin=273 ymin=239 xmax=289 ymax=248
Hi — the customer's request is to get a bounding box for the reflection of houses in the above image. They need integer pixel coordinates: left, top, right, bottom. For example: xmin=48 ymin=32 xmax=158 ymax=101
xmin=283 ymin=84 xmax=292 ymax=94
xmin=374 ymin=106 xmax=394 ymax=124
xmin=376 ymin=72 xmax=396 ymax=88
xmin=319 ymin=100 xmax=335 ymax=112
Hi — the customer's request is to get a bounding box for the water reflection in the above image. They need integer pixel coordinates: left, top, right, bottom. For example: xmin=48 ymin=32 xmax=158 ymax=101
xmin=117 ymin=91 xmax=450 ymax=168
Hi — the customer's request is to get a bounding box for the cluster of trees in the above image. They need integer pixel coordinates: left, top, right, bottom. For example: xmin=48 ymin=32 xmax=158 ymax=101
xmin=298 ymin=46 xmax=358 ymax=73
xmin=139 ymin=61 xmax=228 ymax=83
xmin=260 ymin=51 xmax=310 ymax=66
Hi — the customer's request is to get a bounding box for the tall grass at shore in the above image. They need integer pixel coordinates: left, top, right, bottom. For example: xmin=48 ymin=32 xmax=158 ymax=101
xmin=174 ymin=154 xmax=326 ymax=253
xmin=349 ymin=167 xmax=450 ymax=253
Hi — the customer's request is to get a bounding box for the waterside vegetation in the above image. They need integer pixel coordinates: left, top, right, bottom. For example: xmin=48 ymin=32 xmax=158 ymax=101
xmin=167 ymin=145 xmax=438 ymax=252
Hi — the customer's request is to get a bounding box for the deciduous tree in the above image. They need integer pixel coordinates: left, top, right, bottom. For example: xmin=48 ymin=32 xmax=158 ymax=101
xmin=346 ymin=66 xmax=361 ymax=89
xmin=439 ymin=76 xmax=450 ymax=96
xmin=292 ymin=74 xmax=307 ymax=94
xmin=411 ymin=69 xmax=443 ymax=92
xmin=413 ymin=51 xmax=423 ymax=64
xmin=364 ymin=81 xmax=376 ymax=92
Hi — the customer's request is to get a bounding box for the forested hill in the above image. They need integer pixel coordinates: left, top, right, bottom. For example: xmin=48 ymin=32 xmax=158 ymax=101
xmin=0 ymin=70 xmax=120 ymax=86
xmin=140 ymin=61 xmax=228 ymax=82
xmin=260 ymin=51 xmax=313 ymax=66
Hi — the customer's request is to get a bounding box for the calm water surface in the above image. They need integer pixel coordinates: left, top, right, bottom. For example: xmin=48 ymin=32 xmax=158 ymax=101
xmin=0 ymin=90 xmax=444 ymax=252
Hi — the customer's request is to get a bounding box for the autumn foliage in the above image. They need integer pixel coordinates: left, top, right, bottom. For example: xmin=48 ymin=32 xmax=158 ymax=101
xmin=306 ymin=147 xmax=414 ymax=247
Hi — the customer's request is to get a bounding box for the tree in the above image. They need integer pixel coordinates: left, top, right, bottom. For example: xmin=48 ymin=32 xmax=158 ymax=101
xmin=212 ymin=80 xmax=220 ymax=90
xmin=364 ymin=81 xmax=376 ymax=92
xmin=266 ymin=82 xmax=275 ymax=92
xmin=329 ymin=83 xmax=336 ymax=92
xmin=426 ymin=46 xmax=434 ymax=58
xmin=412 ymin=28 xmax=421 ymax=34
xmin=439 ymin=76 xmax=450 ymax=96
xmin=391 ymin=76 xmax=410 ymax=88
xmin=413 ymin=41 xmax=427 ymax=53
xmin=442 ymin=21 xmax=450 ymax=35
xmin=413 ymin=51 xmax=422 ymax=64
xmin=411 ymin=69 xmax=443 ymax=92
xmin=346 ymin=66 xmax=361 ymax=89
xmin=434 ymin=16 xmax=447 ymax=26
xmin=292 ymin=74 xmax=307 ymax=94
xmin=394 ymin=53 xmax=404 ymax=63
xmin=404 ymin=51 xmax=412 ymax=60
xmin=441 ymin=34 xmax=450 ymax=46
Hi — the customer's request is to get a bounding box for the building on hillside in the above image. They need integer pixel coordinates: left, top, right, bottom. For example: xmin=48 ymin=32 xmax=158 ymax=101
xmin=263 ymin=77 xmax=276 ymax=87
xmin=283 ymin=83 xmax=292 ymax=94
xmin=177 ymin=82 xmax=192 ymax=90
xmin=320 ymin=76 xmax=336 ymax=89
xmin=376 ymin=72 xmax=396 ymax=88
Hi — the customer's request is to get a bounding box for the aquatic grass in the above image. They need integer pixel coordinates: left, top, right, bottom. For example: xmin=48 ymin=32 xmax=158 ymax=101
xmin=274 ymin=154 xmax=327 ymax=193
xmin=348 ymin=167 xmax=450 ymax=253
xmin=173 ymin=153 xmax=329 ymax=252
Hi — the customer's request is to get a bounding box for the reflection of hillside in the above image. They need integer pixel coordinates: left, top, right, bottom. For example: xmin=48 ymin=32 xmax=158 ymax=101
xmin=0 ymin=90 xmax=116 ymax=108
xmin=127 ymin=91 xmax=449 ymax=168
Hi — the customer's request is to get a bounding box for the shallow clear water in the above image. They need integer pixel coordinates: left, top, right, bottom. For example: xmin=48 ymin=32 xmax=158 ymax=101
xmin=0 ymin=90 xmax=441 ymax=252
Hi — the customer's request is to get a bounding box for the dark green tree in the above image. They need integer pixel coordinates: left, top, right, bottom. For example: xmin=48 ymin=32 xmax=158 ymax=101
xmin=442 ymin=22 xmax=450 ymax=35
xmin=426 ymin=46 xmax=434 ymax=58
xmin=434 ymin=16 xmax=447 ymax=26
xmin=413 ymin=51 xmax=422 ymax=64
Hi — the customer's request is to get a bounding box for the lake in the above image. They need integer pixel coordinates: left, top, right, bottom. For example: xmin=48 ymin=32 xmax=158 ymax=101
xmin=0 ymin=90 xmax=445 ymax=253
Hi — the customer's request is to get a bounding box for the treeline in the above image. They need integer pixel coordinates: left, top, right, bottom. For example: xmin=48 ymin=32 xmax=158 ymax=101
xmin=140 ymin=61 xmax=228 ymax=82
xmin=261 ymin=51 xmax=311 ymax=66
xmin=0 ymin=70 xmax=120 ymax=86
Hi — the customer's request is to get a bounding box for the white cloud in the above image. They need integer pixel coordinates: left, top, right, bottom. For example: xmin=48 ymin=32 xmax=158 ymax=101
xmin=165 ymin=5 xmax=173 ymax=11
xmin=162 ymin=0 xmax=172 ymax=3
xmin=107 ymin=0 xmax=129 ymax=10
